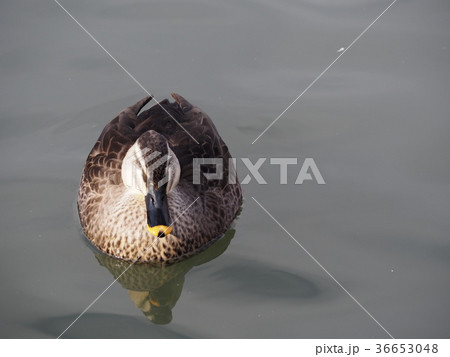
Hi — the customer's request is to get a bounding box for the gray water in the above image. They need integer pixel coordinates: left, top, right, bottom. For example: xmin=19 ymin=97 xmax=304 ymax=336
xmin=1 ymin=0 xmax=449 ymax=338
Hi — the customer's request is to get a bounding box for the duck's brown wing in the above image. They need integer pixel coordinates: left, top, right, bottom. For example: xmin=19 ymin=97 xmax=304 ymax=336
xmin=83 ymin=93 xmax=233 ymax=192
xmin=82 ymin=96 xmax=153 ymax=191
xmin=135 ymin=93 xmax=233 ymax=189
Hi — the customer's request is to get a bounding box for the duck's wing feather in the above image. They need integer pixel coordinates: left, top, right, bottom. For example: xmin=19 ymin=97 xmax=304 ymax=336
xmin=83 ymin=94 xmax=232 ymax=190
xmin=82 ymin=96 xmax=153 ymax=189
xmin=135 ymin=93 xmax=232 ymax=187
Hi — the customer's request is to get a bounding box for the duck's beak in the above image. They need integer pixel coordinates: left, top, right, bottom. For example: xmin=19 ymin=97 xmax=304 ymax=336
xmin=145 ymin=187 xmax=172 ymax=237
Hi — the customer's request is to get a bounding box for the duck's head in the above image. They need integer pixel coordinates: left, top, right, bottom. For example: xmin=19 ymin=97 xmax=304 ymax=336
xmin=122 ymin=130 xmax=181 ymax=237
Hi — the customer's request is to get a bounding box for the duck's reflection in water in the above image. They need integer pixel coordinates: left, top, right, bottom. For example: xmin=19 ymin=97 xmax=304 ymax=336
xmin=94 ymin=230 xmax=235 ymax=324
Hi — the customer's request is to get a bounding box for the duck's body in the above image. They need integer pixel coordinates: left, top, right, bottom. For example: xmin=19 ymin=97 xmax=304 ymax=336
xmin=78 ymin=94 xmax=242 ymax=264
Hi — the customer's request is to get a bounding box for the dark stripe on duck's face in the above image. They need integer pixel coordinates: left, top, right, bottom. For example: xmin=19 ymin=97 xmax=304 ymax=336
xmin=145 ymin=185 xmax=172 ymax=237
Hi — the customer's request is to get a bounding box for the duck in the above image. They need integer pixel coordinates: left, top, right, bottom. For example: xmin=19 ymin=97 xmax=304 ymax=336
xmin=77 ymin=93 xmax=242 ymax=264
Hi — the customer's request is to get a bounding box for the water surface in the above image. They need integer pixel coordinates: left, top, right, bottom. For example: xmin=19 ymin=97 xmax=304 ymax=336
xmin=1 ymin=0 xmax=449 ymax=338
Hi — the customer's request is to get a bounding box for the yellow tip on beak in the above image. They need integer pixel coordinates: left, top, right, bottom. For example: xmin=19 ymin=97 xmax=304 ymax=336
xmin=149 ymin=298 xmax=161 ymax=307
xmin=147 ymin=225 xmax=172 ymax=237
